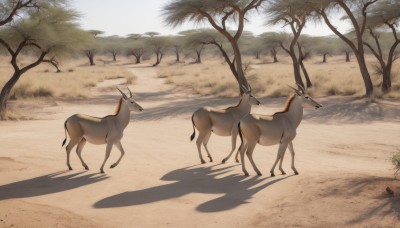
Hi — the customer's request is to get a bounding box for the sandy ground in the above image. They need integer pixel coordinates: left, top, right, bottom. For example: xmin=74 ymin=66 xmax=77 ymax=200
xmin=1 ymin=64 xmax=400 ymax=228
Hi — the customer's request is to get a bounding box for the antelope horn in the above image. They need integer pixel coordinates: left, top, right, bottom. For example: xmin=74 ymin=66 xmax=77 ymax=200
xmin=117 ymin=88 xmax=128 ymax=100
xmin=127 ymin=87 xmax=133 ymax=98
xmin=296 ymin=83 xmax=306 ymax=94
xmin=241 ymin=84 xmax=249 ymax=93
xmin=287 ymin=85 xmax=301 ymax=95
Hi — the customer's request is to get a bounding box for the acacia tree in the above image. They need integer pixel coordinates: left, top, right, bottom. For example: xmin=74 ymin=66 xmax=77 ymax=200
xmin=260 ymin=32 xmax=281 ymax=63
xmin=146 ymin=35 xmax=169 ymax=66
xmin=127 ymin=35 xmax=146 ymax=64
xmin=0 ymin=0 xmax=39 ymax=26
xmin=312 ymin=36 xmax=338 ymax=63
xmin=0 ymin=3 xmax=91 ymax=119
xmin=306 ymin=0 xmax=378 ymax=97
xmin=162 ymin=0 xmax=267 ymax=94
xmin=266 ymin=0 xmax=316 ymax=87
xmin=297 ymin=35 xmax=313 ymax=87
xmin=240 ymin=32 xmax=265 ymax=59
xmin=84 ymin=30 xmax=103 ymax=66
xmin=100 ymin=35 xmax=126 ymax=62
xmin=169 ymin=35 xmax=184 ymax=62
xmin=363 ymin=0 xmax=400 ymax=93
xmin=180 ymin=30 xmax=210 ymax=64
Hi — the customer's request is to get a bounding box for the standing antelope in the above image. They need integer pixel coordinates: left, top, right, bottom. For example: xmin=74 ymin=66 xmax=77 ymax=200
xmin=62 ymin=88 xmax=143 ymax=173
xmin=238 ymin=84 xmax=322 ymax=176
xmin=190 ymin=86 xmax=260 ymax=164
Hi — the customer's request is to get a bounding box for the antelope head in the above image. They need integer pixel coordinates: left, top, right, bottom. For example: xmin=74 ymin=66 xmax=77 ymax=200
xmin=288 ymin=83 xmax=322 ymax=110
xmin=117 ymin=87 xmax=144 ymax=112
xmin=241 ymin=84 xmax=260 ymax=106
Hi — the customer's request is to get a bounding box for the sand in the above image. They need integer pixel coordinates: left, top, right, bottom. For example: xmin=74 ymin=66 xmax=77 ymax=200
xmin=1 ymin=64 xmax=400 ymax=228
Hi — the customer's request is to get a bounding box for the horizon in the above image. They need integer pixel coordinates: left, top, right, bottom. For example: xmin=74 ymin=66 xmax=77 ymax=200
xmin=71 ymin=0 xmax=350 ymax=38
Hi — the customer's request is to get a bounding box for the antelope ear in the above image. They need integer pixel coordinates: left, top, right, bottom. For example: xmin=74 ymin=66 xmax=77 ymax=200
xmin=296 ymin=83 xmax=306 ymax=94
xmin=287 ymin=85 xmax=301 ymax=96
xmin=117 ymin=88 xmax=128 ymax=100
xmin=241 ymin=84 xmax=250 ymax=94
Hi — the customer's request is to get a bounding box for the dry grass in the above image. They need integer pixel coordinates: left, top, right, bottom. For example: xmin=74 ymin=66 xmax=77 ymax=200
xmin=156 ymin=55 xmax=400 ymax=98
xmin=0 ymin=55 xmax=137 ymax=100
xmin=0 ymin=55 xmax=137 ymax=120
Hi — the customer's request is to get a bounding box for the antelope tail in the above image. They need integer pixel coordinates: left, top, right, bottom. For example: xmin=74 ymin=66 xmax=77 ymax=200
xmin=190 ymin=114 xmax=196 ymax=141
xmin=62 ymin=120 xmax=69 ymax=147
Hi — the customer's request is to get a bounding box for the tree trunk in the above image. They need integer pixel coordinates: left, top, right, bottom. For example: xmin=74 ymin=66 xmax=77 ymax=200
xmin=195 ymin=50 xmax=202 ymax=63
xmin=290 ymin=53 xmax=304 ymax=87
xmin=319 ymin=8 xmax=373 ymax=97
xmin=382 ymin=68 xmax=391 ymax=93
xmin=323 ymin=53 xmax=328 ymax=63
xmin=299 ymin=59 xmax=312 ymax=88
xmin=271 ymin=48 xmax=278 ymax=63
xmin=0 ymin=71 xmax=21 ymax=119
xmin=135 ymin=56 xmax=141 ymax=64
xmin=345 ymin=51 xmax=350 ymax=62
xmin=231 ymin=42 xmax=249 ymax=94
xmin=356 ymin=54 xmax=374 ymax=97
xmin=255 ymin=50 xmax=260 ymax=59
xmin=176 ymin=50 xmax=180 ymax=62
xmin=89 ymin=56 xmax=95 ymax=65
xmin=273 ymin=54 xmax=278 ymax=63
xmin=153 ymin=51 xmax=163 ymax=66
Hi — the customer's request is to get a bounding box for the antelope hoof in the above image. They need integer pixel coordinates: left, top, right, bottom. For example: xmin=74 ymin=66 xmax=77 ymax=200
xmin=84 ymin=166 xmax=89 ymax=170
xmin=235 ymin=159 xmax=240 ymax=163
xmin=100 ymin=169 xmax=105 ymax=174
xmin=221 ymin=159 xmax=227 ymax=164
xmin=209 ymin=158 xmax=213 ymax=162
xmin=244 ymin=171 xmax=249 ymax=176
xmin=270 ymin=172 xmax=275 ymax=177
xmin=110 ymin=164 xmax=116 ymax=169
xmin=68 ymin=166 xmax=73 ymax=170
xmin=201 ymin=160 xmax=206 ymax=164
xmin=294 ymin=171 xmax=299 ymax=175
xmin=281 ymin=171 xmax=286 ymax=175
xmin=256 ymin=171 xmax=262 ymax=176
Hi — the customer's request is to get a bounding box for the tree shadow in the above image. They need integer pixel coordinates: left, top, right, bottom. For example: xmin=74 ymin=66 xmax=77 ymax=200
xmin=132 ymin=95 xmax=285 ymax=122
xmin=319 ymin=176 xmax=400 ymax=225
xmin=94 ymin=165 xmax=291 ymax=212
xmin=0 ymin=171 xmax=108 ymax=200
xmin=303 ymin=97 xmax=400 ymax=124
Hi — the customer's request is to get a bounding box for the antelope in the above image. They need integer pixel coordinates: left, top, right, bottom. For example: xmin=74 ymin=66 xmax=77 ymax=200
xmin=61 ymin=88 xmax=143 ymax=173
xmin=190 ymin=85 xmax=260 ymax=164
xmin=238 ymin=84 xmax=322 ymax=176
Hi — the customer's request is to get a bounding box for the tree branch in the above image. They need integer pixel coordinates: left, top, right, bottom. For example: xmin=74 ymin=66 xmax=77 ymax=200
xmin=43 ymin=57 xmax=61 ymax=72
xmin=20 ymin=50 xmax=48 ymax=74
xmin=360 ymin=0 xmax=378 ymax=35
xmin=222 ymin=9 xmax=235 ymax=31
xmin=0 ymin=0 xmax=37 ymax=26
xmin=386 ymin=22 xmax=399 ymax=41
xmin=198 ymin=9 xmax=233 ymax=40
xmin=0 ymin=38 xmax=15 ymax=55
xmin=320 ymin=9 xmax=358 ymax=53
xmin=368 ymin=27 xmax=383 ymax=60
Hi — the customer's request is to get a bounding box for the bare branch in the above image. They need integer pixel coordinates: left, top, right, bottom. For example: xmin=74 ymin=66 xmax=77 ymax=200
xmin=0 ymin=0 xmax=37 ymax=26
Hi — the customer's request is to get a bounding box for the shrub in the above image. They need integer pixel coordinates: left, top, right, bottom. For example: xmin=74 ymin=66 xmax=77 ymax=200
xmin=391 ymin=149 xmax=400 ymax=177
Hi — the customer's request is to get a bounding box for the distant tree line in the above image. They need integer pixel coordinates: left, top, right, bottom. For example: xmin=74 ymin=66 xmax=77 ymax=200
xmin=1 ymin=0 xmax=399 ymax=119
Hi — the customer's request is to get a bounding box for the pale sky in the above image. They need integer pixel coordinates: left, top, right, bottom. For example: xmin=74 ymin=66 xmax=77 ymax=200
xmin=71 ymin=0 xmax=348 ymax=37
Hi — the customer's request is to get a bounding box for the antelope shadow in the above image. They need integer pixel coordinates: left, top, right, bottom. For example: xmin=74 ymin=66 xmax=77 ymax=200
xmin=94 ymin=165 xmax=291 ymax=212
xmin=0 ymin=171 xmax=108 ymax=200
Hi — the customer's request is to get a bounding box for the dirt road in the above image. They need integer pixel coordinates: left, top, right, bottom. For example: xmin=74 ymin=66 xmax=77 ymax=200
xmin=1 ymin=64 xmax=399 ymax=227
